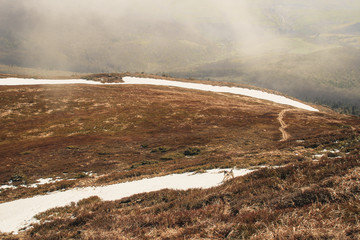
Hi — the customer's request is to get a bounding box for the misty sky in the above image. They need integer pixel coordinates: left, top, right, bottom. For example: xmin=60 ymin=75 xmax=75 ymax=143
xmin=1 ymin=0 xmax=360 ymax=72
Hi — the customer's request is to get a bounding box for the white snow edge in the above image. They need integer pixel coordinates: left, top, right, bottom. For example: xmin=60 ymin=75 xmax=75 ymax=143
xmin=0 ymin=77 xmax=318 ymax=111
xmin=0 ymin=168 xmax=252 ymax=234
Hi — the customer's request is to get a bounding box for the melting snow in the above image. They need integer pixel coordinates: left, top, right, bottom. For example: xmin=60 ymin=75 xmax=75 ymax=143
xmin=0 ymin=77 xmax=318 ymax=111
xmin=28 ymin=177 xmax=64 ymax=188
xmin=0 ymin=177 xmax=66 ymax=190
xmin=0 ymin=168 xmax=253 ymax=234
xmin=121 ymin=77 xmax=318 ymax=111
xmin=0 ymin=185 xmax=16 ymax=190
xmin=322 ymin=149 xmax=340 ymax=153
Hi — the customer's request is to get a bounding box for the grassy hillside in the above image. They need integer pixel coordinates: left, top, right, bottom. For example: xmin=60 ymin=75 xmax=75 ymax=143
xmin=0 ymin=74 xmax=359 ymax=239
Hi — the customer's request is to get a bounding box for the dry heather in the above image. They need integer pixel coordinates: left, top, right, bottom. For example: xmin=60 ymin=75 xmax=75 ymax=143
xmin=0 ymin=74 xmax=360 ymax=239
xmin=7 ymin=144 xmax=360 ymax=240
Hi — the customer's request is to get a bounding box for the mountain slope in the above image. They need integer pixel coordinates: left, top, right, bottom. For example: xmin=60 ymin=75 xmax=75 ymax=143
xmin=0 ymin=74 xmax=359 ymax=238
xmin=24 ymin=149 xmax=360 ymax=239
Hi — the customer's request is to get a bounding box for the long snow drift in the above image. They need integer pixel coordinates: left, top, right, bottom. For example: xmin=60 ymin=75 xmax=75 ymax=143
xmin=0 ymin=77 xmax=318 ymax=111
xmin=0 ymin=168 xmax=252 ymax=234
xmin=122 ymin=77 xmax=318 ymax=111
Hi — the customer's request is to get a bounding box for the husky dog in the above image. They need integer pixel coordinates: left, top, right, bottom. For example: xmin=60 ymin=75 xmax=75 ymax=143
xmin=223 ymin=169 xmax=235 ymax=182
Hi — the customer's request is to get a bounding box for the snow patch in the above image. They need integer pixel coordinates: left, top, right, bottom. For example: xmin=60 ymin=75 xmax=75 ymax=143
xmin=0 ymin=77 xmax=318 ymax=111
xmin=1 ymin=177 xmax=67 ymax=190
xmin=313 ymin=154 xmax=325 ymax=159
xmin=0 ymin=168 xmax=252 ymax=234
xmin=0 ymin=185 xmax=16 ymax=190
xmin=28 ymin=177 xmax=64 ymax=188
xmin=121 ymin=77 xmax=318 ymax=111
xmin=322 ymin=149 xmax=340 ymax=153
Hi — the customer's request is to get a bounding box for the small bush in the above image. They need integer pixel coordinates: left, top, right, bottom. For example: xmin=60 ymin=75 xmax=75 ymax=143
xmin=184 ymin=147 xmax=201 ymax=156
xmin=20 ymin=151 xmax=32 ymax=155
xmin=130 ymin=160 xmax=158 ymax=169
xmin=276 ymin=188 xmax=335 ymax=209
xmin=10 ymin=173 xmax=27 ymax=184
xmin=160 ymin=152 xmax=185 ymax=161
xmin=151 ymin=147 xmax=171 ymax=153
xmin=75 ymin=172 xmax=88 ymax=179
xmin=66 ymin=146 xmax=79 ymax=150
xmin=327 ymin=152 xmax=339 ymax=158
xmin=232 ymin=224 xmax=258 ymax=239
xmin=98 ymin=152 xmax=112 ymax=156
xmin=54 ymin=181 xmax=76 ymax=191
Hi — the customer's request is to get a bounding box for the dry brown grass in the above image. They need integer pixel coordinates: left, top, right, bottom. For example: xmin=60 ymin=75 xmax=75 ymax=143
xmin=1 ymin=74 xmax=360 ymax=239
xmin=9 ymin=146 xmax=358 ymax=239
xmin=0 ymin=77 xmax=311 ymax=201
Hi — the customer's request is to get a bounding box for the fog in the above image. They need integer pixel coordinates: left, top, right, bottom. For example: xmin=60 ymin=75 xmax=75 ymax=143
xmin=1 ymin=0 xmax=360 ymax=114
xmin=0 ymin=0 xmax=305 ymax=72
xmin=1 ymin=0 xmax=360 ymax=72
xmin=1 ymin=1 xmax=359 ymax=69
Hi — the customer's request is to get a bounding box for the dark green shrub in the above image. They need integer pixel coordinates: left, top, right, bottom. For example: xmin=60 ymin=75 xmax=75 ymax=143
xmin=184 ymin=147 xmax=201 ymax=156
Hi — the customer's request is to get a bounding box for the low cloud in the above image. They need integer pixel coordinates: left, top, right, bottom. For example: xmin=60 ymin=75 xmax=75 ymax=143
xmin=0 ymin=0 xmax=359 ymax=73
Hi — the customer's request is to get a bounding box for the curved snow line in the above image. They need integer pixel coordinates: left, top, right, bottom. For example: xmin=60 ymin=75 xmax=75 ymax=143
xmin=0 ymin=168 xmax=252 ymax=234
xmin=0 ymin=77 xmax=318 ymax=111
xmin=122 ymin=77 xmax=318 ymax=111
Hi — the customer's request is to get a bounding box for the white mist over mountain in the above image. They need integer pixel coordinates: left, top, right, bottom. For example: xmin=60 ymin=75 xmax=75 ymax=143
xmin=3 ymin=0 xmax=359 ymax=72
xmin=1 ymin=0 xmax=360 ymax=115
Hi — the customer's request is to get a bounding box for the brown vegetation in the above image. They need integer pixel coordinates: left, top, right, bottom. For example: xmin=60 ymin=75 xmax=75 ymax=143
xmin=9 ymin=142 xmax=360 ymax=239
xmin=0 ymin=74 xmax=360 ymax=238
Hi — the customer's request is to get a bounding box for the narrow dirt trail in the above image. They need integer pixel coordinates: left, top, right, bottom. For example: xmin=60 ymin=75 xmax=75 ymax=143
xmin=278 ymin=109 xmax=291 ymax=141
